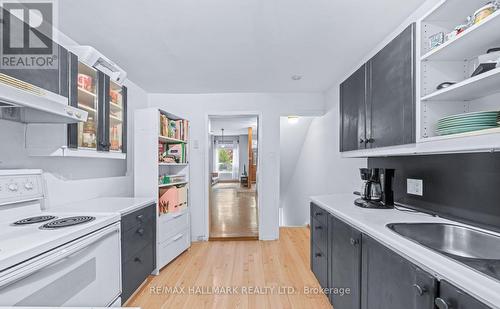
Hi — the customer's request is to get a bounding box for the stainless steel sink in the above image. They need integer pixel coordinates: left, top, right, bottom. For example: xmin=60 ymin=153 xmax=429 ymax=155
xmin=387 ymin=223 xmax=500 ymax=281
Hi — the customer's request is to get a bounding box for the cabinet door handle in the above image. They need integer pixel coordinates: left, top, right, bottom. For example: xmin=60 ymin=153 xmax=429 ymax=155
xmin=412 ymin=284 xmax=426 ymax=296
xmin=359 ymin=138 xmax=365 ymax=144
xmin=136 ymin=228 xmax=144 ymax=236
xmin=314 ymin=253 xmax=322 ymax=257
xmin=435 ymin=298 xmax=450 ymax=309
xmin=350 ymin=238 xmax=359 ymax=246
xmin=314 ymin=226 xmax=323 ymax=230
xmin=366 ymin=138 xmax=375 ymax=144
xmin=134 ymin=257 xmax=142 ymax=263
xmin=136 ymin=214 xmax=144 ymax=222
xmin=314 ymin=212 xmax=323 ymax=216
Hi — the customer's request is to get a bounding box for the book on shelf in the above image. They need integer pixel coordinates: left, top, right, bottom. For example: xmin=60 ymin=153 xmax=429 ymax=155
xmin=159 ymin=114 xmax=189 ymax=141
xmin=158 ymin=142 xmax=188 ymax=164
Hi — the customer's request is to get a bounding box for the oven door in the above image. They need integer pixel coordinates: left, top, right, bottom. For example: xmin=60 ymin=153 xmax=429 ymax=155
xmin=0 ymin=223 xmax=121 ymax=307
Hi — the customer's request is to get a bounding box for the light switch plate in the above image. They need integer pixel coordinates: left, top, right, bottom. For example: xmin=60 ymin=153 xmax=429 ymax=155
xmin=407 ymin=178 xmax=423 ymax=196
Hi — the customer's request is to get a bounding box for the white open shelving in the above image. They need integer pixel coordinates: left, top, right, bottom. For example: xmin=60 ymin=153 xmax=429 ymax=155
xmin=134 ymin=107 xmax=191 ymax=274
xmin=159 ymin=162 xmax=188 ymax=166
xmin=416 ymin=0 xmax=500 ymax=152
xmin=421 ymin=67 xmax=500 ymax=102
xmin=421 ymin=10 xmax=500 ymax=61
xmin=158 ymin=135 xmax=186 ymax=144
xmin=158 ymin=181 xmax=188 ymax=188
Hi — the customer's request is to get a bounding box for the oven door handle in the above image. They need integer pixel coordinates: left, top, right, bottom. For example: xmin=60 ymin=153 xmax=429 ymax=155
xmin=0 ymin=224 xmax=119 ymax=289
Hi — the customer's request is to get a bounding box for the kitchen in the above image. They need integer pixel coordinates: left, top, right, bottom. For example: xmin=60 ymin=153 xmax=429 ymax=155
xmin=1 ymin=0 xmax=500 ymax=308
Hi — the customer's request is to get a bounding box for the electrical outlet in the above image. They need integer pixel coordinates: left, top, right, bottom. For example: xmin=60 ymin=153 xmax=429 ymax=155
xmin=407 ymin=178 xmax=423 ymax=196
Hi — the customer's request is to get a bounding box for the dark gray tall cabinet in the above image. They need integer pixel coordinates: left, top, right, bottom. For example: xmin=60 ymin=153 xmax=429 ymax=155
xmin=340 ymin=65 xmax=367 ymax=152
xmin=367 ymin=23 xmax=416 ymax=148
xmin=328 ymin=215 xmax=362 ymax=308
xmin=361 ymin=235 xmax=437 ymax=309
xmin=339 ymin=23 xmax=416 ymax=151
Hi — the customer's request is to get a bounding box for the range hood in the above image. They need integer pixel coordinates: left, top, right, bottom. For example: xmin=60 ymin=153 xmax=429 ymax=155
xmin=0 ymin=73 xmax=88 ymax=124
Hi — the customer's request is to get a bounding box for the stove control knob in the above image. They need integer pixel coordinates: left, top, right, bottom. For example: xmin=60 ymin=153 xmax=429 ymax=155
xmin=24 ymin=182 xmax=34 ymax=190
xmin=8 ymin=183 xmax=18 ymax=192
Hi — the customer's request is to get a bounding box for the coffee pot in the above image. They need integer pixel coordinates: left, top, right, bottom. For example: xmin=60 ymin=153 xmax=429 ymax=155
xmin=355 ymin=168 xmax=394 ymax=208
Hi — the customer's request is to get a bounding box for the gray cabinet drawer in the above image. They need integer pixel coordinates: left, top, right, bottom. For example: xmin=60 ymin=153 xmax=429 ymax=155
xmin=311 ymin=203 xmax=328 ymax=226
xmin=311 ymin=217 xmax=328 ymax=254
xmin=122 ymin=244 xmax=155 ymax=303
xmin=122 ymin=223 xmax=155 ymax=262
xmin=121 ymin=204 xmax=155 ymax=232
xmin=311 ymin=244 xmax=328 ymax=288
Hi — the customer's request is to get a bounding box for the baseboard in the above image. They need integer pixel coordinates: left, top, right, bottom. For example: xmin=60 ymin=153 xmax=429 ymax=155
xmin=209 ymin=236 xmax=258 ymax=241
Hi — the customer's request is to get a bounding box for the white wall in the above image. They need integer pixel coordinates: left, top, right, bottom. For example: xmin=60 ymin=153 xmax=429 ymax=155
xmin=277 ymin=0 xmax=444 ymax=227
xmin=280 ymin=88 xmax=366 ymax=226
xmin=148 ymin=92 xmax=325 ymax=240
xmin=279 ymin=116 xmax=313 ymax=225
xmin=0 ymin=80 xmax=149 ymax=207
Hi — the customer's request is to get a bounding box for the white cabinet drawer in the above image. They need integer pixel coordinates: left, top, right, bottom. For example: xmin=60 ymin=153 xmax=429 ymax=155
xmin=158 ymin=229 xmax=190 ymax=269
xmin=158 ymin=210 xmax=189 ymax=243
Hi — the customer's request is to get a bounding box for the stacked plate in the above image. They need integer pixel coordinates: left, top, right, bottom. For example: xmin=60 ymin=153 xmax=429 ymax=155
xmin=436 ymin=111 xmax=500 ymax=136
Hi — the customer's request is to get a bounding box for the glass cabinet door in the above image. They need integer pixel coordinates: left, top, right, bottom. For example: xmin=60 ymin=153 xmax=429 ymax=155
xmin=108 ymin=81 xmax=125 ymax=152
xmin=76 ymin=62 xmax=98 ymax=149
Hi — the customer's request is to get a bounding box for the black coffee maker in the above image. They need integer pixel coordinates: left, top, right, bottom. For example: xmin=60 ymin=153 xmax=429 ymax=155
xmin=354 ymin=168 xmax=395 ymax=209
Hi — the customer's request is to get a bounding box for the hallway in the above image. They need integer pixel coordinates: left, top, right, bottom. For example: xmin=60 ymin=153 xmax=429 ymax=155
xmin=210 ymin=182 xmax=258 ymax=239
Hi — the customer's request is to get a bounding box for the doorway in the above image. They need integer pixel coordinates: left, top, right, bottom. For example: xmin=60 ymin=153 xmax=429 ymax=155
xmin=208 ymin=115 xmax=259 ymax=240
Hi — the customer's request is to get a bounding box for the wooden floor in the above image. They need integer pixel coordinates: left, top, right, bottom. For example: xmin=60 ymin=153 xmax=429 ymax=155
xmin=128 ymin=227 xmax=332 ymax=309
xmin=209 ymin=182 xmax=258 ymax=239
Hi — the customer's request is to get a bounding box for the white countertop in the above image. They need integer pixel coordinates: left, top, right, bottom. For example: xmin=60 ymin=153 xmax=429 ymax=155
xmin=52 ymin=197 xmax=156 ymax=216
xmin=311 ymin=193 xmax=500 ymax=309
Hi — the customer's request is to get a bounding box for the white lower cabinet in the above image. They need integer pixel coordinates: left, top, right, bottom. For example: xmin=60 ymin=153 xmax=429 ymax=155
xmin=158 ymin=227 xmax=190 ymax=269
xmin=156 ymin=208 xmax=190 ymax=270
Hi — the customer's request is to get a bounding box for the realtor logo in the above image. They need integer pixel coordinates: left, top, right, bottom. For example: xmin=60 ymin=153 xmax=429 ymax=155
xmin=0 ymin=1 xmax=58 ymax=69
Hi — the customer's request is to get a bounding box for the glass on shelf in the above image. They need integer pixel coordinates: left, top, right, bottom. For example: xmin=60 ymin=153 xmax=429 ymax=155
xmin=109 ymin=81 xmax=123 ymax=152
xmin=77 ymin=62 xmax=98 ymax=149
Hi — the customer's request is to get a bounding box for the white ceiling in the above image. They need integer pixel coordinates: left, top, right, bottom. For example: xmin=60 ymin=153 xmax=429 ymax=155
xmin=210 ymin=116 xmax=257 ymax=136
xmin=58 ymin=0 xmax=425 ymax=93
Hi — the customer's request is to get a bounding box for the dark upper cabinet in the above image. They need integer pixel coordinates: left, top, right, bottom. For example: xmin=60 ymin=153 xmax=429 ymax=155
xmin=0 ymin=44 xmax=70 ymax=97
xmin=367 ymin=23 xmax=416 ymax=148
xmin=0 ymin=9 xmax=69 ymax=97
xmin=67 ymin=62 xmax=127 ymax=153
xmin=361 ymin=234 xmax=437 ymax=309
xmin=339 ymin=23 xmax=416 ymax=152
xmin=328 ymin=215 xmax=362 ymax=309
xmin=340 ymin=64 xmax=367 ymax=152
xmin=436 ymin=281 xmax=492 ymax=309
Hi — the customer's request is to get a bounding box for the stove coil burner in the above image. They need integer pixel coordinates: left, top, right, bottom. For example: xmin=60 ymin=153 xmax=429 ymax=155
xmin=13 ymin=216 xmax=57 ymax=225
xmin=40 ymin=216 xmax=96 ymax=229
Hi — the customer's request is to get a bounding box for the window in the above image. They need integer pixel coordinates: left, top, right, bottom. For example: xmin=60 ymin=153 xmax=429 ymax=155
xmin=217 ymin=148 xmax=233 ymax=172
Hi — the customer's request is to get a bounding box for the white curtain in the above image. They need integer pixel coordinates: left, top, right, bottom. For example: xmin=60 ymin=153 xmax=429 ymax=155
xmin=214 ymin=140 xmax=220 ymax=172
xmin=232 ymin=140 xmax=239 ymax=179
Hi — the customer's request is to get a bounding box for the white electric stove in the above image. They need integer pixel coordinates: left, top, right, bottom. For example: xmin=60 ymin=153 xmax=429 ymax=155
xmin=0 ymin=169 xmax=122 ymax=307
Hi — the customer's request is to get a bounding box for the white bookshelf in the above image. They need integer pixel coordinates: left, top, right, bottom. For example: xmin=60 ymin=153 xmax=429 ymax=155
xmin=134 ymin=107 xmax=191 ymax=274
